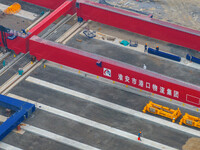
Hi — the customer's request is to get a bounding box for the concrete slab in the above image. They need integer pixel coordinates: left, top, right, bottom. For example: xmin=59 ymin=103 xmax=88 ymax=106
xmin=65 ymin=30 xmax=200 ymax=86
xmin=0 ymin=0 xmax=49 ymax=14
xmin=0 ymin=142 xmax=22 ymax=150
xmin=2 ymin=130 xmax=77 ymax=150
xmin=24 ymin=109 xmax=154 ymax=150
xmin=8 ymin=65 xmax=199 ymax=149
xmin=24 ymin=76 xmax=200 ymax=138
xmin=0 ymin=3 xmax=37 ymax=20
xmin=0 ymin=15 xmax=33 ymax=31
xmin=87 ymin=21 xmax=200 ymax=58
xmin=22 ymin=124 xmax=100 ymax=150
xmin=9 ymin=93 xmax=193 ymax=149
xmin=0 ymin=53 xmax=30 ymax=86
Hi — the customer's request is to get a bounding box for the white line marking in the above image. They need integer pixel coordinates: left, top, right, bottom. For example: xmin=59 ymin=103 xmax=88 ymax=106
xmin=8 ymin=93 xmax=178 ymax=150
xmin=0 ymin=3 xmax=37 ymax=20
xmin=1 ymin=61 xmax=41 ymax=95
xmin=21 ymin=124 xmax=100 ymax=150
xmin=26 ymin=76 xmax=200 ymax=137
xmin=0 ymin=113 xmax=100 ymax=150
xmin=0 ymin=142 xmax=23 ymax=150
xmin=46 ymin=61 xmax=200 ymax=113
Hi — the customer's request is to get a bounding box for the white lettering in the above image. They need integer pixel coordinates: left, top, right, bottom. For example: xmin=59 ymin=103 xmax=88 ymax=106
xmin=146 ymin=82 xmax=150 ymax=89
xmin=139 ymin=80 xmax=144 ymax=87
xmin=174 ymin=90 xmax=179 ymax=98
xmin=132 ymin=78 xmax=137 ymax=85
xmin=125 ymin=76 xmax=130 ymax=83
xmin=118 ymin=74 xmax=123 ymax=81
xmin=167 ymin=89 xmax=172 ymax=96
xmin=160 ymin=87 xmax=165 ymax=94
xmin=152 ymin=84 xmax=158 ymax=91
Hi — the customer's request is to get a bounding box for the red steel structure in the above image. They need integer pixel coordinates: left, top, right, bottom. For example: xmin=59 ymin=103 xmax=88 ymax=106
xmin=22 ymin=0 xmax=67 ymax=10
xmin=29 ymin=1 xmax=72 ymax=36
xmin=0 ymin=0 xmax=73 ymax=54
xmin=0 ymin=0 xmax=200 ymax=107
xmin=76 ymin=0 xmax=200 ymax=52
xmin=30 ymin=36 xmax=200 ymax=107
xmin=0 ymin=34 xmax=28 ymax=54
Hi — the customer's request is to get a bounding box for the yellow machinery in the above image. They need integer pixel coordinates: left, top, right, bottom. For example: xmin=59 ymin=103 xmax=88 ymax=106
xmin=179 ymin=113 xmax=200 ymax=128
xmin=4 ymin=3 xmax=21 ymax=15
xmin=143 ymin=101 xmax=182 ymax=122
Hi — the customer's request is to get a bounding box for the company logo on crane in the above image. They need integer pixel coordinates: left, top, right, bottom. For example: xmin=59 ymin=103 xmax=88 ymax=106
xmin=103 ymin=68 xmax=111 ymax=77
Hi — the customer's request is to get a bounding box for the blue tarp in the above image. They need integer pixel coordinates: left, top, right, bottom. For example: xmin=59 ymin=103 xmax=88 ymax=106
xmin=120 ymin=40 xmax=129 ymax=46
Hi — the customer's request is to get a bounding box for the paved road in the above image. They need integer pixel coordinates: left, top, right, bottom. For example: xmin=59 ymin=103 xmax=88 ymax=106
xmin=65 ymin=29 xmax=200 ymax=87
xmin=5 ymin=64 xmax=198 ymax=150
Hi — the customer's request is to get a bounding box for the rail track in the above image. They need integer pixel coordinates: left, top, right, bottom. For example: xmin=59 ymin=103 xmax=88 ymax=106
xmin=0 ymin=14 xmax=83 ymax=95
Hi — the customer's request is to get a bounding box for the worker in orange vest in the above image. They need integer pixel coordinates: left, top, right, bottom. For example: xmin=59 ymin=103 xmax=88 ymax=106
xmin=138 ymin=131 xmax=142 ymax=141
xmin=156 ymin=46 xmax=159 ymax=51
xmin=144 ymin=43 xmax=147 ymax=52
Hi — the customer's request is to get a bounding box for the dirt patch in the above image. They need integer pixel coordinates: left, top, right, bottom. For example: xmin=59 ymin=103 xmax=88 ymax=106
xmin=182 ymin=137 xmax=200 ymax=150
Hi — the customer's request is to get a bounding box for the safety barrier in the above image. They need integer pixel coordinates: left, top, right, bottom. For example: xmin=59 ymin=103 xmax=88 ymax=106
xmin=4 ymin=2 xmax=21 ymax=15
xmin=148 ymin=48 xmax=181 ymax=62
xmin=143 ymin=101 xmax=182 ymax=122
xmin=179 ymin=113 xmax=200 ymax=128
xmin=186 ymin=54 xmax=200 ymax=65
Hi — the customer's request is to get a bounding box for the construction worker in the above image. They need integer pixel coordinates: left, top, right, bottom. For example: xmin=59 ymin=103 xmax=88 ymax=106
xmin=143 ymin=64 xmax=146 ymax=70
xmin=156 ymin=46 xmax=159 ymax=51
xmin=3 ymin=59 xmax=5 ymax=67
xmin=138 ymin=131 xmax=142 ymax=141
xmin=144 ymin=43 xmax=147 ymax=52
xmin=31 ymin=56 xmax=36 ymax=62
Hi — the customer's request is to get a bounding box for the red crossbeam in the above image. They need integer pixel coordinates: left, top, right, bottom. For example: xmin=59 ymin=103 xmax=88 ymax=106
xmin=30 ymin=35 xmax=200 ymax=107
xmin=77 ymin=0 xmax=200 ymax=52
xmin=22 ymin=0 xmax=67 ymax=10
xmin=29 ymin=1 xmax=72 ymax=36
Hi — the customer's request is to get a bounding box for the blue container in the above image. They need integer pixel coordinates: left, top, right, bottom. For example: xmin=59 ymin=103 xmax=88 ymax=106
xmin=186 ymin=54 xmax=200 ymax=64
xmin=186 ymin=54 xmax=191 ymax=60
xmin=148 ymin=48 xmax=181 ymax=62
xmin=78 ymin=17 xmax=83 ymax=23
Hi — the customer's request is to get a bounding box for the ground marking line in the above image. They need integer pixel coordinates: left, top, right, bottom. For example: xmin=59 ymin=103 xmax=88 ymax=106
xmin=26 ymin=76 xmax=200 ymax=138
xmin=0 ymin=3 xmax=37 ymax=20
xmin=0 ymin=113 xmax=100 ymax=150
xmin=8 ymin=93 xmax=177 ymax=150
xmin=46 ymin=61 xmax=200 ymax=114
xmin=0 ymin=142 xmax=23 ymax=150
xmin=22 ymin=125 xmax=100 ymax=150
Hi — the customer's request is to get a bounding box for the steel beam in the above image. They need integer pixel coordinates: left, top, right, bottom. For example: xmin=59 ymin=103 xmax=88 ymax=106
xmin=0 ymin=95 xmax=35 ymax=141
xmin=22 ymin=0 xmax=66 ymax=10
xmin=0 ymin=34 xmax=28 ymax=54
xmin=76 ymin=0 xmax=200 ymax=52
xmin=29 ymin=1 xmax=73 ymax=36
xmin=30 ymin=36 xmax=200 ymax=107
